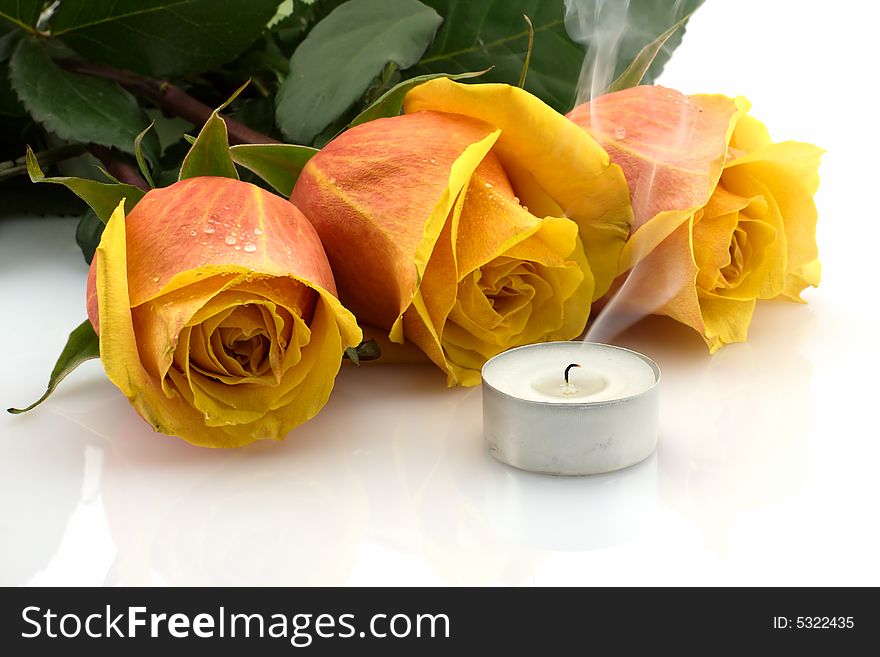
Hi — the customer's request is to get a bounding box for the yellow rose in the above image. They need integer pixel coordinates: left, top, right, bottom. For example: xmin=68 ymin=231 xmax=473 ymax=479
xmin=568 ymin=85 xmax=822 ymax=352
xmin=86 ymin=177 xmax=361 ymax=447
xmin=291 ymin=79 xmax=632 ymax=385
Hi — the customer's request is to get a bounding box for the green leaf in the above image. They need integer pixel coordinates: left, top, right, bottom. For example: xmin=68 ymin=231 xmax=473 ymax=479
xmin=230 ymin=143 xmax=317 ymax=197
xmin=276 ymin=0 xmax=442 ymax=144
xmin=7 ymin=320 xmax=100 ymax=414
xmin=178 ymin=82 xmax=249 ymax=180
xmin=410 ymin=1 xmax=582 ymax=113
xmin=76 ymin=208 xmax=104 ymax=264
xmin=272 ymin=0 xmax=361 ymax=58
xmin=133 ymin=123 xmax=156 ymax=188
xmin=564 ymin=0 xmax=704 ymax=98
xmin=347 ymin=68 xmax=488 ymax=129
xmin=26 ymin=146 xmax=144 ymax=222
xmin=48 ymin=0 xmax=283 ymax=78
xmin=0 ymin=0 xmax=42 ymax=34
xmin=9 ymin=38 xmax=160 ymax=163
xmin=607 ymin=7 xmax=699 ymax=93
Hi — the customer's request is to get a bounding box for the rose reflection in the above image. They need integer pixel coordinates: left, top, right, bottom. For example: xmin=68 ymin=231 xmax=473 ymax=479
xmin=349 ymin=364 xmax=660 ymax=584
xmin=0 ymin=416 xmax=87 ymax=585
xmin=98 ymin=381 xmax=368 ymax=586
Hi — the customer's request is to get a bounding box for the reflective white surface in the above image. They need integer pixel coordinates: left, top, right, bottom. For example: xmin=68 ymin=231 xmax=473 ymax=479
xmin=2 ymin=1 xmax=879 ymax=586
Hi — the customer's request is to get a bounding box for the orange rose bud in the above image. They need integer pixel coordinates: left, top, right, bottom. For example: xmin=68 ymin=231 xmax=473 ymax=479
xmin=568 ymin=86 xmax=822 ymax=352
xmin=87 ymin=177 xmax=361 ymax=447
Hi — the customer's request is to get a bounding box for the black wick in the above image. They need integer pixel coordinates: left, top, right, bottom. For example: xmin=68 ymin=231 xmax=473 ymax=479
xmin=564 ymin=363 xmax=581 ymax=385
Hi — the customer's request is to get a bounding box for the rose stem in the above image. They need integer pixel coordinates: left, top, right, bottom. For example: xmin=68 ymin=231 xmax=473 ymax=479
xmin=59 ymin=60 xmax=279 ymax=146
xmin=0 ymin=144 xmax=87 ymax=181
xmin=87 ymin=145 xmax=149 ymax=192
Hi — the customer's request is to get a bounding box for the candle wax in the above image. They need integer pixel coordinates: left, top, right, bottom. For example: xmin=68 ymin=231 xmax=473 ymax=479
xmin=483 ymin=342 xmax=656 ymax=404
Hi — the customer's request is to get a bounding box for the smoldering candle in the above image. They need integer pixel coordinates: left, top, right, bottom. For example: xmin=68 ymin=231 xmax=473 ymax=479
xmin=481 ymin=342 xmax=660 ymax=475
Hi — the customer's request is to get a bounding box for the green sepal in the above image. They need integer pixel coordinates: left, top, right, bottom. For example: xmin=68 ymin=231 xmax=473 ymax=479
xmin=178 ymin=80 xmax=249 ymax=181
xmin=8 ymin=320 xmax=100 ymax=414
xmin=230 ymin=143 xmax=318 ymax=197
xmin=26 ymin=146 xmax=144 ymax=222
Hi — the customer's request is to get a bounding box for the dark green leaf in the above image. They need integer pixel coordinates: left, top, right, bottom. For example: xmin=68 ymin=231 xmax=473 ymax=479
xmin=76 ymin=208 xmax=104 ymax=263
xmin=607 ymin=7 xmax=699 ymax=93
xmin=9 ymin=38 xmax=160 ymax=163
xmin=7 ymin=320 xmax=100 ymax=414
xmin=276 ymin=0 xmax=442 ymax=144
xmin=49 ymin=0 xmax=283 ymax=78
xmin=272 ymin=0 xmax=352 ymax=58
xmin=26 ymin=146 xmax=144 ymax=222
xmin=412 ymin=0 xmax=582 ymax=113
xmin=178 ymin=82 xmax=247 ymax=180
xmin=347 ymin=69 xmax=488 ymax=129
xmin=343 ymin=339 xmax=381 ymax=365
xmin=564 ymin=0 xmax=704 ymax=99
xmin=230 ymin=143 xmax=317 ymax=197
xmin=144 ymin=109 xmax=193 ymax=155
xmin=0 ymin=0 xmax=42 ymax=33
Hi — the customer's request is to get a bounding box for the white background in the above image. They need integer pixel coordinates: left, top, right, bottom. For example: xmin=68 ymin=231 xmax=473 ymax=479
xmin=2 ymin=0 xmax=879 ymax=586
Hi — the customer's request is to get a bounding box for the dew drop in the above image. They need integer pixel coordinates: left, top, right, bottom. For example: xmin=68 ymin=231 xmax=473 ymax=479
xmin=243 ymin=243 xmax=257 ymax=253
xmin=234 ymin=245 xmax=241 ymax=251
xmin=223 ymin=205 xmax=230 ymax=211
xmin=253 ymin=227 xmax=263 ymax=236
xmin=189 ymin=230 xmax=197 ymax=236
xmin=513 ymin=196 xmax=520 ymax=203
xmin=614 ymin=127 xmax=627 ymax=139
xmin=152 ymin=276 xmax=160 ymax=282
xmin=225 ymin=235 xmax=237 ymax=245
xmin=430 ymin=158 xmax=438 ymax=165
xmin=204 ymin=226 xmax=215 ymax=234
xmin=484 ymin=182 xmax=494 ymax=189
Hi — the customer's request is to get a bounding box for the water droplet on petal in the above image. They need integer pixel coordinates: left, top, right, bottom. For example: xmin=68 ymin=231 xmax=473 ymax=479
xmin=152 ymin=276 xmax=160 ymax=282
xmin=204 ymin=226 xmax=215 ymax=234
xmin=225 ymin=235 xmax=237 ymax=245
xmin=234 ymin=245 xmax=241 ymax=251
xmin=189 ymin=230 xmax=196 ymax=236
xmin=484 ymin=182 xmax=493 ymax=189
xmin=253 ymin=227 xmax=263 ymax=236
xmin=243 ymin=243 xmax=257 ymax=253
xmin=430 ymin=158 xmax=438 ymax=165
xmin=223 ymin=205 xmax=230 ymax=211
xmin=614 ymin=127 xmax=627 ymax=139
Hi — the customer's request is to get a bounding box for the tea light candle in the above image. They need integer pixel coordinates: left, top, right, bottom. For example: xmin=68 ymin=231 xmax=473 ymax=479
xmin=481 ymin=342 xmax=660 ymax=475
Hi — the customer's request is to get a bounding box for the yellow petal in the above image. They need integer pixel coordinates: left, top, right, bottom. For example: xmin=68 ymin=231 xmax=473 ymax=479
xmin=97 ymin=201 xmax=249 ymax=447
xmin=405 ymin=78 xmax=632 ymax=299
xmin=698 ymin=290 xmax=757 ymax=353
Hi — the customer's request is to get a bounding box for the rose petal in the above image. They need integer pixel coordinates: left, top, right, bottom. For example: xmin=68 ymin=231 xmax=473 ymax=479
xmin=292 ymin=111 xmax=500 ymax=329
xmin=406 ymin=78 xmax=632 ymax=299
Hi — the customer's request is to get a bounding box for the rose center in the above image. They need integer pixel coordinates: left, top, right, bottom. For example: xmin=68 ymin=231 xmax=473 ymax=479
xmin=218 ymin=326 xmax=272 ymax=376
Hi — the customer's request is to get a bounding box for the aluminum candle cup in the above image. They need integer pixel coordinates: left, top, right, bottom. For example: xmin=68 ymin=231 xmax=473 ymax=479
xmin=481 ymin=342 xmax=660 ymax=476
